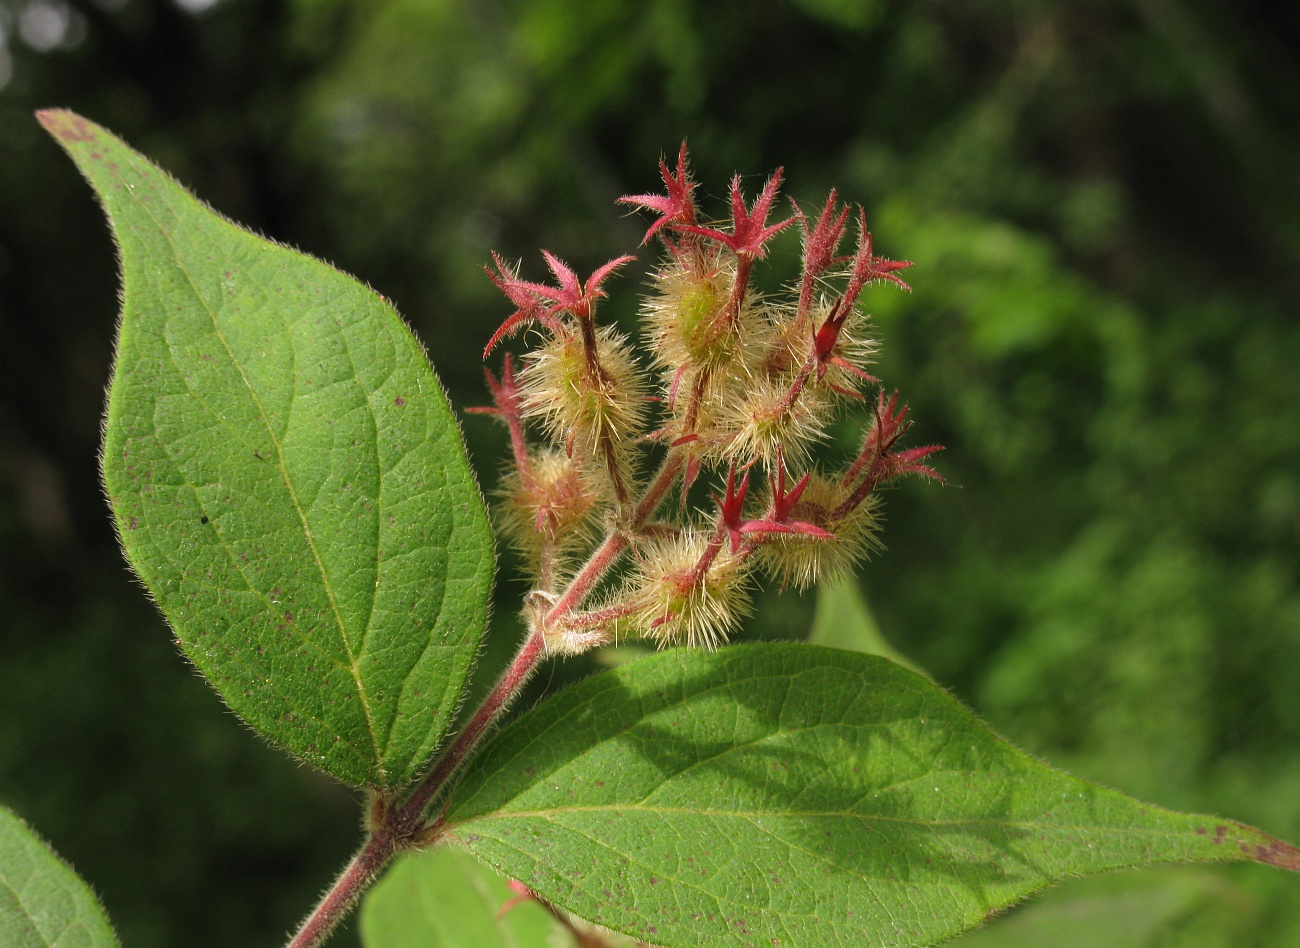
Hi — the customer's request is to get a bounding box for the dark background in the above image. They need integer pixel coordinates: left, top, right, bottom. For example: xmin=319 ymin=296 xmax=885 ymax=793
xmin=2 ymin=0 xmax=1299 ymax=944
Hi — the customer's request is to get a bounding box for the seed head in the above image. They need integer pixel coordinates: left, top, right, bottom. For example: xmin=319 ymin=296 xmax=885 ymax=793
xmin=477 ymin=149 xmax=939 ymax=659
xmin=520 ymin=326 xmax=648 ymax=483
xmin=496 ymin=449 xmax=605 ymax=571
xmin=719 ymin=375 xmax=830 ymax=469
xmin=625 ymin=529 xmax=752 ymax=649
xmin=640 ymin=254 xmax=755 ymax=374
xmin=757 ymin=471 xmax=881 ymax=590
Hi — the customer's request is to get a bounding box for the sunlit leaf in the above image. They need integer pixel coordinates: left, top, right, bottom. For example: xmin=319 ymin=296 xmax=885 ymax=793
xmin=441 ymin=644 xmax=1299 ymax=947
xmin=39 ymin=110 xmax=493 ymax=788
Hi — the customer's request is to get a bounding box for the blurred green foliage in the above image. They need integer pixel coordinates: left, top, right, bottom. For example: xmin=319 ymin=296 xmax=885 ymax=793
xmin=1 ymin=0 xmax=1297 ymax=945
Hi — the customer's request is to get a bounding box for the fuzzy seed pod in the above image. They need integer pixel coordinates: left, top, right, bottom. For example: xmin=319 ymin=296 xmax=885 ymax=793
xmin=625 ymin=529 xmax=752 ymax=649
xmin=642 ymin=256 xmax=755 ymax=374
xmin=719 ymin=375 xmax=831 ymax=469
xmin=519 ymin=325 xmax=648 ymax=492
xmin=757 ymin=471 xmax=881 ymax=590
xmin=495 ymin=449 xmax=605 ymax=572
xmin=756 ymin=307 xmax=812 ymax=381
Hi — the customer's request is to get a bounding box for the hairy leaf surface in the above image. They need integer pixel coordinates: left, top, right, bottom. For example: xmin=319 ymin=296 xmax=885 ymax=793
xmin=40 ymin=110 xmax=493 ymax=787
xmin=0 ymin=807 xmax=118 ymax=948
xmin=442 ymin=645 xmax=1299 ymax=947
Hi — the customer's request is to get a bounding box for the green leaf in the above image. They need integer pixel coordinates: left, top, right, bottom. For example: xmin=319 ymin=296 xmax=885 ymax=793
xmin=361 ymin=847 xmax=563 ymax=948
xmin=362 ymin=846 xmax=646 ymax=948
xmin=441 ymin=644 xmax=1299 ymax=948
xmin=38 ymin=110 xmax=493 ymax=788
xmin=809 ymin=575 xmax=921 ymax=673
xmin=950 ymin=867 xmax=1258 ymax=948
xmin=0 ymin=806 xmax=119 ymax=948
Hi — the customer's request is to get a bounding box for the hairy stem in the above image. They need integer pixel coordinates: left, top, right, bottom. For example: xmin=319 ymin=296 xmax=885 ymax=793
xmin=398 ymin=630 xmax=548 ymax=828
xmin=286 ymin=813 xmax=399 ymax=948
xmin=544 ymin=449 xmax=685 ymax=623
xmin=285 ymin=447 xmax=689 ymax=947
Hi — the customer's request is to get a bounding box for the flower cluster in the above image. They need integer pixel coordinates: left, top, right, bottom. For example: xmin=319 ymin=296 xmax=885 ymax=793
xmin=472 ymin=144 xmax=940 ymax=654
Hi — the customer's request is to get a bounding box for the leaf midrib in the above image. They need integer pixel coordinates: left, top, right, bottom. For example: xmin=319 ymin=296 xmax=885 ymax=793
xmin=110 ymin=161 xmax=384 ymax=776
xmin=453 ymin=663 xmax=954 ymax=814
xmin=452 ymin=801 xmax=1188 ymax=835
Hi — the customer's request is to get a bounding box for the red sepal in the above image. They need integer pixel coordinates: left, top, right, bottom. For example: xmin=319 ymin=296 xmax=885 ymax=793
xmin=677 ymin=169 xmax=796 ymax=259
xmin=844 ymin=390 xmax=944 ymax=487
xmin=714 ymin=464 xmax=751 ymax=553
xmin=797 ymin=191 xmax=851 ymax=316
xmin=618 ymin=141 xmax=697 ymax=244
xmin=482 ymin=252 xmax=570 ymax=356
xmin=533 ymin=250 xmax=636 ymax=321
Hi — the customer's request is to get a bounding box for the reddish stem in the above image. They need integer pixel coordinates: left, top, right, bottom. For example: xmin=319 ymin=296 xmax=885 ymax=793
xmin=725 ymin=255 xmax=754 ymax=328
xmin=546 ymin=532 xmax=628 ymax=622
xmin=544 ymin=449 xmax=686 ymax=624
xmin=285 ymin=433 xmax=690 ymax=948
xmin=833 ymin=471 xmax=879 ymax=521
xmin=286 ymin=816 xmax=399 ymax=948
xmin=633 ymin=450 xmax=687 ymax=524
xmin=566 ymin=599 xmax=641 ymax=630
xmin=681 ymin=370 xmax=710 ymax=435
xmin=777 ymin=358 xmax=814 ymax=415
xmin=397 ymin=631 xmax=548 ymax=829
xmin=683 ymin=522 xmax=727 ymax=587
xmin=501 ymin=414 xmax=531 ymax=484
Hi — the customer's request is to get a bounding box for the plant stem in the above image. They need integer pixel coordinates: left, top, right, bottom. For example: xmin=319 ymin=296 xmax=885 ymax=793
xmin=397 ymin=630 xmax=548 ymax=828
xmin=542 ymin=450 xmax=685 ymax=623
xmin=408 ymin=451 xmax=689 ymax=822
xmin=283 ymin=633 xmax=551 ymax=948
xmin=286 ymin=818 xmax=398 ymax=948
xmin=284 ymin=447 xmax=689 ymax=947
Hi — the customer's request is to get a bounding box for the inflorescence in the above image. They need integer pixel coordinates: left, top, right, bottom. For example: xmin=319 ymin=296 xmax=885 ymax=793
xmin=470 ymin=144 xmax=941 ymax=655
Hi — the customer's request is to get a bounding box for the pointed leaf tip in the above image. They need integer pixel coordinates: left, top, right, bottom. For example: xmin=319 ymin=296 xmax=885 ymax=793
xmin=36 ymin=108 xmax=99 ymax=144
xmin=0 ymin=806 xmax=120 ymax=947
xmin=1251 ymin=833 xmax=1300 ymax=872
xmin=46 ymin=115 xmax=494 ymax=788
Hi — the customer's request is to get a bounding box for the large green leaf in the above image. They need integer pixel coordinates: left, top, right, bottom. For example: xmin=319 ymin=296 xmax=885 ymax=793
xmin=39 ymin=110 xmax=493 ymax=788
xmin=0 ymin=806 xmax=118 ymax=948
xmin=440 ymin=644 xmax=1299 ymax=947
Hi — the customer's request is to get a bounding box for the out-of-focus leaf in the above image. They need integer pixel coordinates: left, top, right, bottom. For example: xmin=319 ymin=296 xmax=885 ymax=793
xmin=951 ymin=867 xmax=1259 ymax=948
xmin=809 ymin=575 xmax=921 ymax=672
xmin=0 ymin=806 xmax=119 ymax=948
xmin=362 ymin=846 xmax=644 ymax=948
xmin=360 ymin=847 xmax=561 ymax=948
